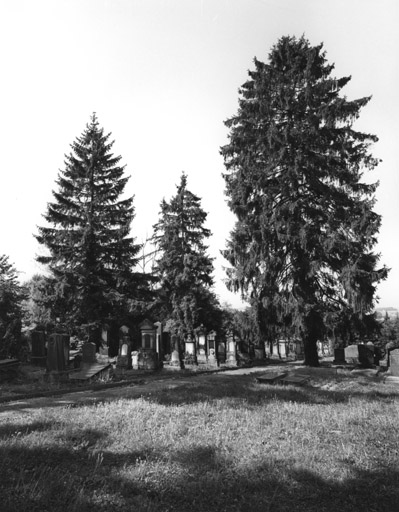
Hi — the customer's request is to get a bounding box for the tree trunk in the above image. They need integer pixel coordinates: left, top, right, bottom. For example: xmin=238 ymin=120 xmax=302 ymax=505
xmin=303 ymin=336 xmax=319 ymax=366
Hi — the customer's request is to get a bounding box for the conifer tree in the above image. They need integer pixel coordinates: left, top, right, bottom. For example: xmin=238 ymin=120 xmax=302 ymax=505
xmin=153 ymin=173 xmax=215 ymax=344
xmin=36 ymin=114 xmax=141 ymax=327
xmin=0 ymin=255 xmax=26 ymax=358
xmin=221 ymin=36 xmax=388 ymax=366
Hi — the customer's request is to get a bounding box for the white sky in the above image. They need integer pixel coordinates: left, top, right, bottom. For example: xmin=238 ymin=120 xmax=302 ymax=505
xmin=0 ymin=0 xmax=398 ymax=309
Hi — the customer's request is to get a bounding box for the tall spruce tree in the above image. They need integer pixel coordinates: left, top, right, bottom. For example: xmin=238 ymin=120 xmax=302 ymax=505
xmin=0 ymin=255 xmax=26 ymax=358
xmin=36 ymin=114 xmax=141 ymax=327
xmin=221 ymin=36 xmax=388 ymax=366
xmin=153 ymin=173 xmax=215 ymax=345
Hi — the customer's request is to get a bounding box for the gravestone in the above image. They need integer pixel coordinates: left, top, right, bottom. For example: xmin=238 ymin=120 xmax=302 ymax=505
xmin=333 ymin=348 xmax=346 ymax=364
xmin=138 ymin=348 xmax=158 ymax=370
xmin=207 ymin=331 xmax=218 ymax=366
xmin=132 ymin=351 xmax=139 ymax=370
xmin=196 ymin=327 xmax=207 ymax=364
xmin=155 ymin=322 xmax=163 ymax=362
xmin=47 ymin=333 xmax=69 ymax=373
xmin=358 ymin=344 xmax=374 ymax=368
xmin=226 ymin=332 xmax=237 ymax=366
xmin=389 ymin=348 xmax=399 ymax=377
xmin=344 ymin=344 xmax=359 ymax=365
xmin=184 ymin=334 xmax=197 ymax=366
xmin=116 ymin=325 xmax=132 ymax=370
xmin=82 ymin=341 xmax=97 ymax=365
xmin=170 ymin=349 xmax=181 ymax=367
xmin=169 ymin=335 xmax=181 ymax=367
xmin=278 ymin=340 xmax=287 ymax=359
xmin=139 ymin=319 xmax=158 ymax=369
xmin=217 ymin=341 xmax=226 ymax=364
xmin=99 ymin=326 xmax=109 ymax=357
xmin=31 ymin=330 xmax=47 ymax=366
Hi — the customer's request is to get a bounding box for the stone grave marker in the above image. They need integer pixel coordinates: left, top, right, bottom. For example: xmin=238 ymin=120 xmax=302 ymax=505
xmin=170 ymin=348 xmax=181 ymax=367
xmin=390 ymin=348 xmax=399 ymax=377
xmin=217 ymin=340 xmax=226 ymax=364
xmin=116 ymin=326 xmax=132 ymax=370
xmin=344 ymin=344 xmax=359 ymax=365
xmin=82 ymin=341 xmax=97 ymax=365
xmin=333 ymin=348 xmax=346 ymax=364
xmin=31 ymin=330 xmax=47 ymax=366
xmin=358 ymin=344 xmax=374 ymax=368
xmin=47 ymin=333 xmax=69 ymax=373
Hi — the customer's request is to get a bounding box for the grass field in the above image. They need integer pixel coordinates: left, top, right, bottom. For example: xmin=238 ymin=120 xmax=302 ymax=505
xmin=1 ymin=370 xmax=399 ymax=511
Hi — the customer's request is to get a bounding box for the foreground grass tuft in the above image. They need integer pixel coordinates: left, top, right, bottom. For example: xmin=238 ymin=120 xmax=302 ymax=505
xmin=1 ymin=373 xmax=399 ymax=511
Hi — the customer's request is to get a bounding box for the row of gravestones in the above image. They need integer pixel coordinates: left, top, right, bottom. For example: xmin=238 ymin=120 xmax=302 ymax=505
xmin=333 ymin=344 xmax=375 ymax=367
xmin=31 ymin=330 xmax=99 ymax=373
xmin=334 ymin=343 xmax=399 ymax=376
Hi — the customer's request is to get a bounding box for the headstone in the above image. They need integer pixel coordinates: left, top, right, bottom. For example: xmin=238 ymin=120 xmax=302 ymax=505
xmin=31 ymin=330 xmax=47 ymax=366
xmin=139 ymin=319 xmax=158 ymax=369
xmin=184 ymin=334 xmax=197 ymax=366
xmin=333 ymin=348 xmax=346 ymax=364
xmin=116 ymin=325 xmax=132 ymax=370
xmin=138 ymin=348 xmax=158 ymax=370
xmin=155 ymin=321 xmax=163 ymax=362
xmin=217 ymin=341 xmax=226 ymax=364
xmin=389 ymin=348 xmax=399 ymax=377
xmin=254 ymin=347 xmax=265 ymax=360
xmin=358 ymin=344 xmax=374 ymax=368
xmin=196 ymin=327 xmax=207 ymax=364
xmin=278 ymin=340 xmax=287 ymax=358
xmin=207 ymin=331 xmax=218 ymax=366
xmin=226 ymin=332 xmax=237 ymax=366
xmin=82 ymin=341 xmax=97 ymax=365
xmin=99 ymin=327 xmax=109 ymax=357
xmin=170 ymin=349 xmax=181 ymax=367
xmin=295 ymin=340 xmax=304 ymax=359
xmin=139 ymin=319 xmax=157 ymax=350
xmin=47 ymin=333 xmax=69 ymax=373
xmin=132 ymin=351 xmax=139 ymax=370
xmin=344 ymin=344 xmax=359 ymax=365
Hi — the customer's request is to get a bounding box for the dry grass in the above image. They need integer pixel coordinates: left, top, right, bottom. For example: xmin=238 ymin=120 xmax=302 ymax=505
xmin=1 ymin=371 xmax=399 ymax=511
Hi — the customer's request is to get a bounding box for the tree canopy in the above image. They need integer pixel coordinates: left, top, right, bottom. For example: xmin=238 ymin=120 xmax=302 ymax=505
xmin=35 ymin=114 xmax=142 ymax=328
xmin=221 ymin=35 xmax=388 ymax=365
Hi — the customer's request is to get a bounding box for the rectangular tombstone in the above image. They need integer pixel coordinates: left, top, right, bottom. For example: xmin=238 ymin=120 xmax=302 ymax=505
xmin=278 ymin=341 xmax=287 ymax=358
xmin=47 ymin=334 xmax=69 ymax=373
xmin=390 ymin=349 xmax=399 ymax=377
xmin=82 ymin=341 xmax=97 ymax=365
xmin=217 ymin=341 xmax=226 ymax=364
xmin=344 ymin=344 xmax=359 ymax=364
xmin=333 ymin=348 xmax=346 ymax=364
xmin=358 ymin=344 xmax=374 ymax=368
xmin=31 ymin=330 xmax=47 ymax=366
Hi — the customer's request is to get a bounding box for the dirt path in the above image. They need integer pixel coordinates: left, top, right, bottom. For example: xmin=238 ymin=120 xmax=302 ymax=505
xmin=0 ymin=365 xmax=278 ymax=421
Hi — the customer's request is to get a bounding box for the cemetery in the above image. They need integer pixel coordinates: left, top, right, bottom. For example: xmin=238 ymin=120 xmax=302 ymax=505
xmin=2 ymin=316 xmax=399 ymax=402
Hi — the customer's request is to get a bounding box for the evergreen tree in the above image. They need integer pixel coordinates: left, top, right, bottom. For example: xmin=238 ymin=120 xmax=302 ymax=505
xmin=36 ymin=114 xmax=141 ymax=328
xmin=153 ymin=173 xmax=215 ymax=345
xmin=0 ymin=255 xmax=26 ymax=358
xmin=21 ymin=274 xmax=53 ymax=329
xmin=221 ymin=36 xmax=388 ymax=366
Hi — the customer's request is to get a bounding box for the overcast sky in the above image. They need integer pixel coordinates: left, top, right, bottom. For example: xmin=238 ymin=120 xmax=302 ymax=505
xmin=0 ymin=0 xmax=398 ymax=309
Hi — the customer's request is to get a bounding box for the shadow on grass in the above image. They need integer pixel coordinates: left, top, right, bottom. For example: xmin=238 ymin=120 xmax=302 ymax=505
xmin=1 ymin=370 xmax=399 ymax=414
xmin=0 ymin=419 xmax=63 ymax=439
xmin=147 ymin=372 xmax=399 ymax=408
xmin=1 ymin=426 xmax=398 ymax=512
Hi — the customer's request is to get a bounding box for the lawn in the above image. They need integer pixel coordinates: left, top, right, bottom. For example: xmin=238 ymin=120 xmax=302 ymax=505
xmin=1 ymin=370 xmax=399 ymax=511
